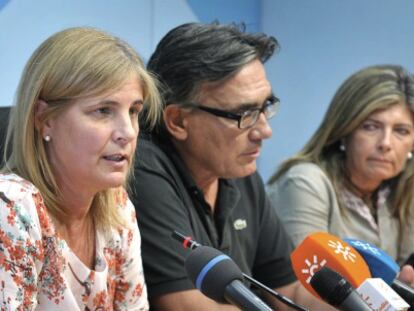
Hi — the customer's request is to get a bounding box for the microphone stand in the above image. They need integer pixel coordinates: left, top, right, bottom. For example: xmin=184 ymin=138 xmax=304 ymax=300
xmin=242 ymin=273 xmax=309 ymax=311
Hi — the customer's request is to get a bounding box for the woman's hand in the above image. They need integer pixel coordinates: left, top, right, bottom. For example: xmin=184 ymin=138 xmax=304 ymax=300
xmin=398 ymin=264 xmax=414 ymax=286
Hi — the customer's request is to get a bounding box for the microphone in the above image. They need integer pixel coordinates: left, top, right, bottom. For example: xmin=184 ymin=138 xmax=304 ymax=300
xmin=310 ymin=266 xmax=373 ymax=310
xmin=404 ymin=254 xmax=414 ymax=268
xmin=391 ymin=281 xmax=414 ymax=310
xmin=291 ymin=232 xmax=410 ymax=310
xmin=344 ymin=238 xmax=400 ymax=285
xmin=345 ymin=238 xmax=413 ymax=309
xmin=171 ymin=231 xmax=201 ymax=250
xmin=172 ymin=231 xmax=309 ymax=311
xmin=357 ymin=278 xmax=410 ymax=311
xmin=185 ymin=245 xmax=273 ymax=311
xmin=290 ymin=231 xmax=371 ymax=298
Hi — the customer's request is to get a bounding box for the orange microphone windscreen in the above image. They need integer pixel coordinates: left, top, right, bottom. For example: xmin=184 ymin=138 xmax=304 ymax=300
xmin=291 ymin=232 xmax=371 ymax=298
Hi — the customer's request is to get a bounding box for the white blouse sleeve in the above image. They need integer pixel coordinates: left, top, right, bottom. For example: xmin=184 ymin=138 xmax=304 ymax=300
xmin=0 ymin=178 xmax=44 ymax=310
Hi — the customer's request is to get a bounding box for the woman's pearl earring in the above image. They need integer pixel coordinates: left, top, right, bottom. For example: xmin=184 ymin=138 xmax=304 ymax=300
xmin=408 ymin=152 xmax=413 ymax=160
xmin=44 ymin=135 xmax=51 ymax=142
xmin=340 ymin=144 xmax=346 ymax=151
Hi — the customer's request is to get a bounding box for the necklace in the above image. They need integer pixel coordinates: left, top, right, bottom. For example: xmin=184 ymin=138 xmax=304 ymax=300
xmin=68 ymin=261 xmax=92 ymax=296
xmin=67 ymin=262 xmax=94 ymax=311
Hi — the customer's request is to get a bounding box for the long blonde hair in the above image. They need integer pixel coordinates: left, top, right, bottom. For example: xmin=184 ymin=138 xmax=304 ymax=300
xmin=2 ymin=27 xmax=161 ymax=230
xmin=269 ymin=65 xmax=414 ymax=223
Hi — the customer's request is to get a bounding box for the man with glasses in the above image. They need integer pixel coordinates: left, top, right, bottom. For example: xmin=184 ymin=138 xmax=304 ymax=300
xmin=132 ymin=22 xmax=334 ymax=310
xmin=180 ymin=95 xmax=279 ymax=130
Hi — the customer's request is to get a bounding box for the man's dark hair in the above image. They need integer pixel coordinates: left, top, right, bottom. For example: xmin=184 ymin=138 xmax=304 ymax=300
xmin=147 ymin=22 xmax=279 ymax=106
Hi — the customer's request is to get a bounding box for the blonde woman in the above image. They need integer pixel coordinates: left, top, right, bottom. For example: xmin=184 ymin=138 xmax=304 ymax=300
xmin=0 ymin=27 xmax=160 ymax=310
xmin=268 ymin=65 xmax=414 ymax=285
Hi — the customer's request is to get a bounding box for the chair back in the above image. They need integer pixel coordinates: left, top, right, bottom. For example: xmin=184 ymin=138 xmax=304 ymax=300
xmin=0 ymin=106 xmax=11 ymax=165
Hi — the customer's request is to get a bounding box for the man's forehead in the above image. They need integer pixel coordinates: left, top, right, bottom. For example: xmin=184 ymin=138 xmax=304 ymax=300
xmin=198 ymin=85 xmax=273 ymax=111
xmin=196 ymin=60 xmax=272 ymax=108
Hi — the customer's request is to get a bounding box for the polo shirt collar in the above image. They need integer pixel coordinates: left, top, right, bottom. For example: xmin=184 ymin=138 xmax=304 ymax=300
xmin=153 ymin=133 xmax=241 ymax=248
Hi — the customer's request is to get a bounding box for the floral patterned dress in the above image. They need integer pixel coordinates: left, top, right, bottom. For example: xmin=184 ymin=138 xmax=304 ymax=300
xmin=0 ymin=173 xmax=149 ymax=310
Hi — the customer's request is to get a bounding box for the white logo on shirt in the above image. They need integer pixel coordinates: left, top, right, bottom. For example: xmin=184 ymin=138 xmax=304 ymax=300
xmin=233 ymin=219 xmax=247 ymax=230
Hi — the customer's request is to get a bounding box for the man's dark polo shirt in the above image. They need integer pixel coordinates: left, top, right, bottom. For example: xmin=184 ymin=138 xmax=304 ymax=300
xmin=131 ymin=132 xmax=296 ymax=299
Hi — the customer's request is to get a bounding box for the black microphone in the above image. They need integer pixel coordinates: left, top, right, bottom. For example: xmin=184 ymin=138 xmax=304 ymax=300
xmin=391 ymin=279 xmax=414 ymax=309
xmin=404 ymin=253 xmax=414 ymax=268
xmin=185 ymin=245 xmax=273 ymax=311
xmin=310 ymin=266 xmax=373 ymax=311
xmin=171 ymin=231 xmax=201 ymax=250
xmin=401 ymin=253 xmax=414 ymax=309
xmin=172 ymin=231 xmax=309 ymax=311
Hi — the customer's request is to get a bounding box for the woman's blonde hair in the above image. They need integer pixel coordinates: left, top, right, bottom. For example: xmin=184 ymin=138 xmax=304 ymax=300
xmin=269 ymin=65 xmax=414 ymax=223
xmin=2 ymin=27 xmax=161 ymax=230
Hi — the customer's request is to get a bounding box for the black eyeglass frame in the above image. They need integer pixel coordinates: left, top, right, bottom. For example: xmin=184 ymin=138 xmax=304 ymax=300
xmin=181 ymin=96 xmax=280 ymax=129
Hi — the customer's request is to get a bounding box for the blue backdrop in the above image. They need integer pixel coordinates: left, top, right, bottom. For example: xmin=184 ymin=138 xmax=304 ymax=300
xmin=1 ymin=0 xmax=413 ymax=181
